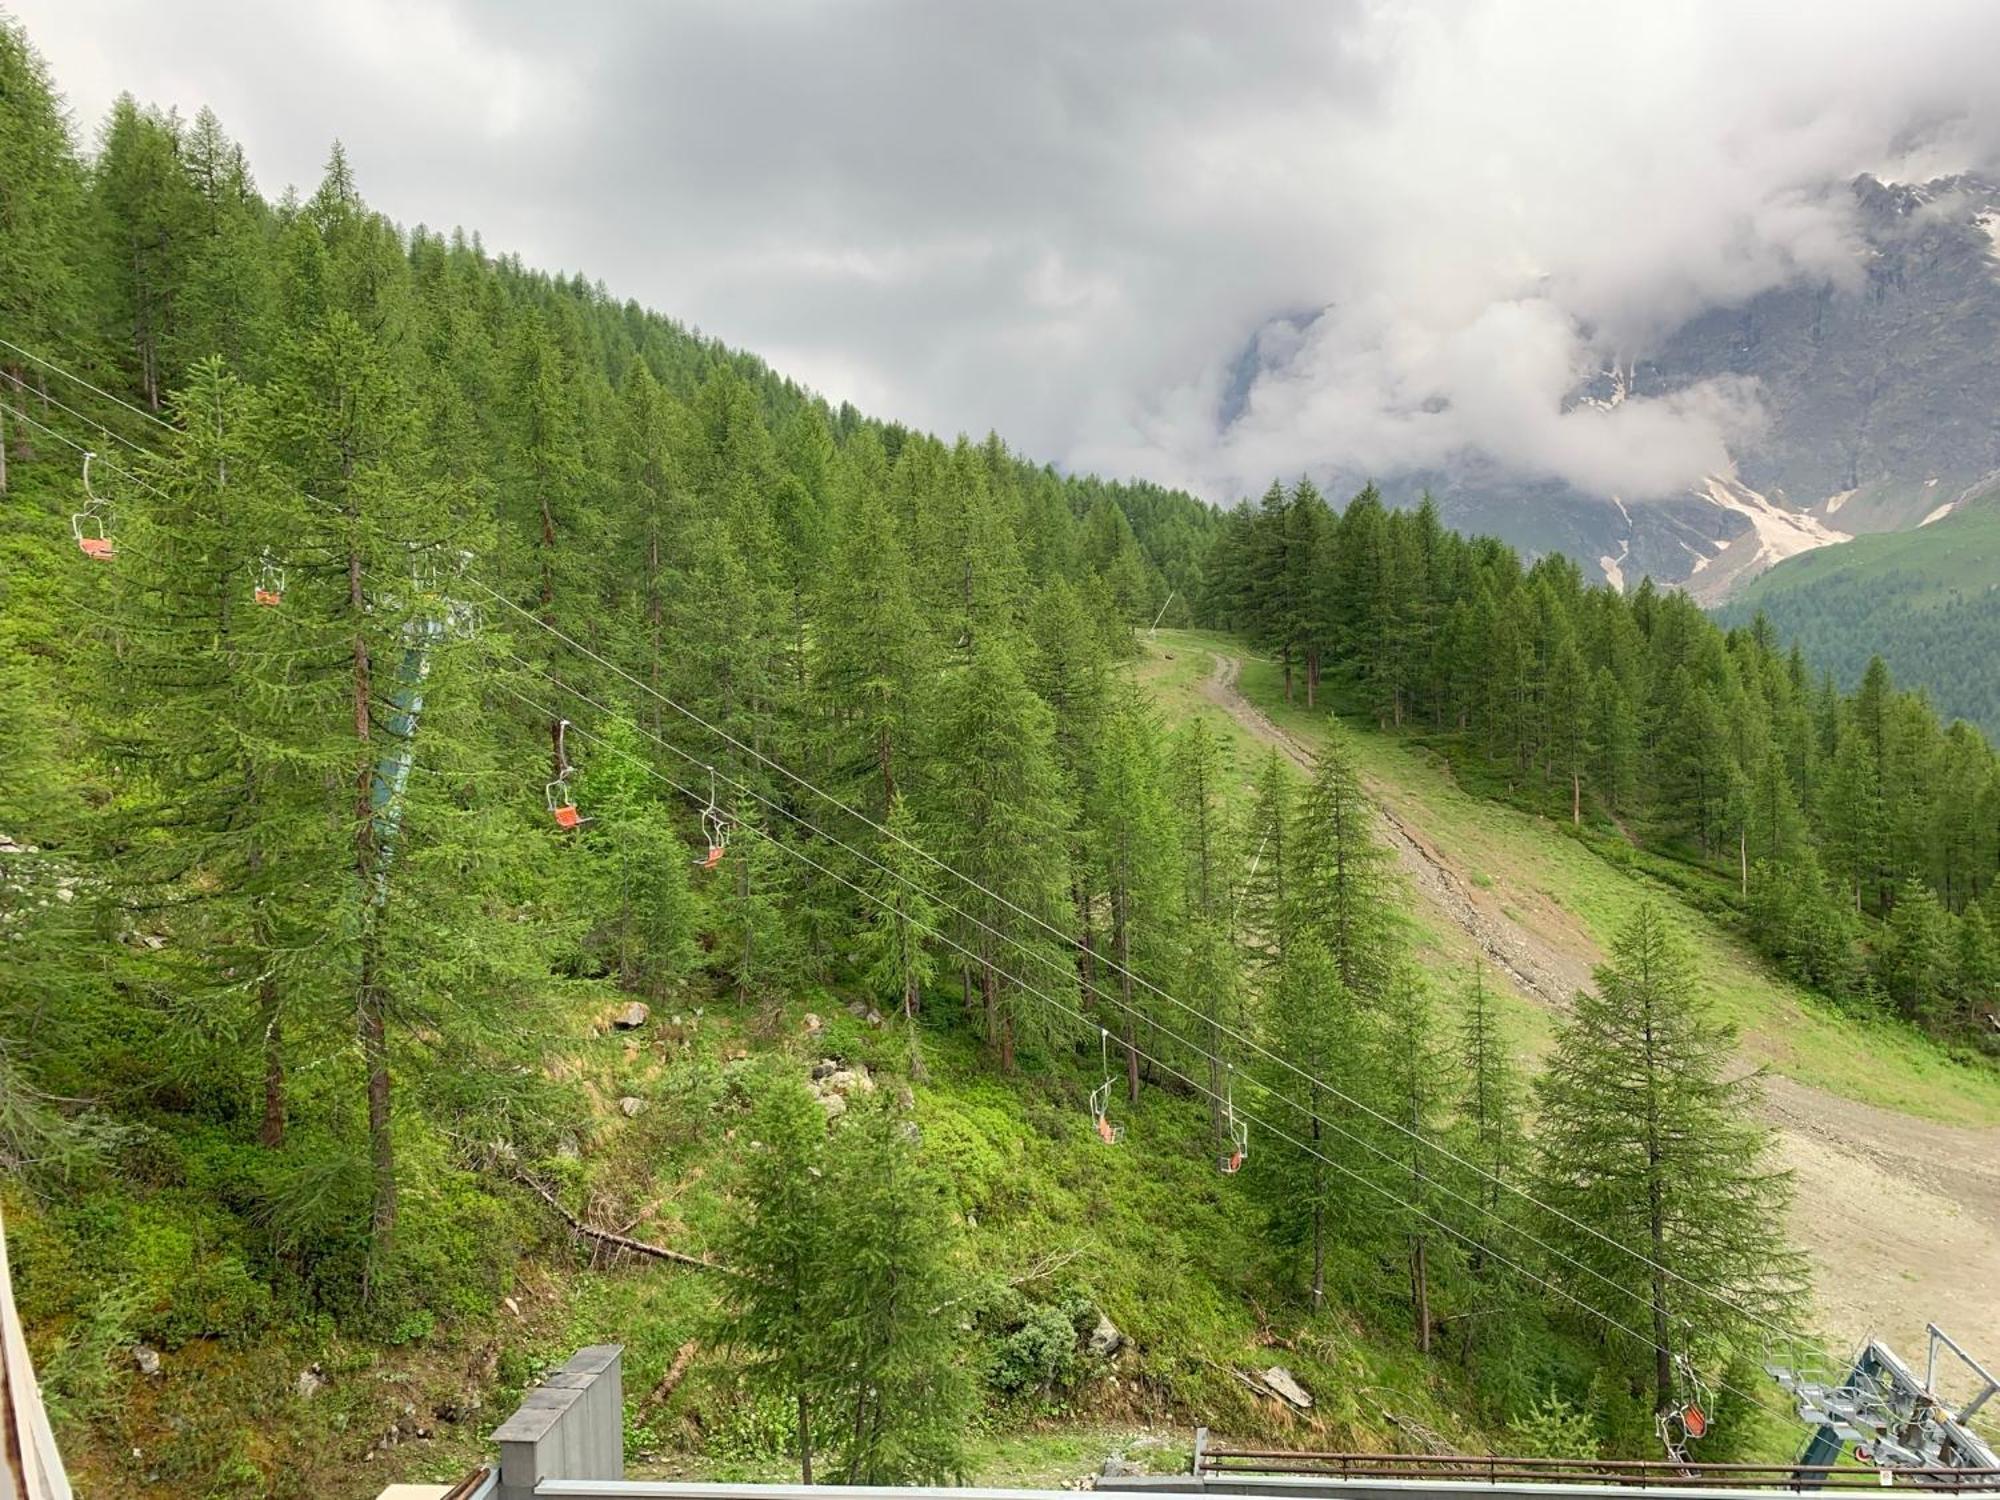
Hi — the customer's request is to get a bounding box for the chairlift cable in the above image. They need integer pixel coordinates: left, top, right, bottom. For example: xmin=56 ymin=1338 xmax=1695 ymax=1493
xmin=497 ymin=652 xmax=1783 ymax=1367
xmin=491 ymin=675 xmax=1778 ymax=1417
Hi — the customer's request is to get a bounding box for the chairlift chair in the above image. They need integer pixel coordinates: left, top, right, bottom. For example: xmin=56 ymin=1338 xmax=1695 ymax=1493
xmin=694 ymin=766 xmax=727 ymax=869
xmin=1088 ymin=1029 xmax=1124 ymax=1143
xmin=1218 ymin=1069 xmax=1248 ymax=1173
xmin=547 ymin=781 xmax=582 ymax=829
xmin=1221 ymin=1111 xmax=1249 ymax=1174
xmin=1659 ymin=1350 xmax=1712 ymax=1465
xmin=547 ymin=719 xmax=585 ymax=830
xmin=72 ymin=511 xmax=113 ymax=560
xmin=73 ymin=450 xmax=112 ymax=558
xmin=253 ymin=550 xmax=285 ymax=607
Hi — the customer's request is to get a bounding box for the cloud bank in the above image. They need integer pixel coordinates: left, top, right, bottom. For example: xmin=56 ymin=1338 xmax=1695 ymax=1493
xmin=19 ymin=0 xmax=2000 ymax=502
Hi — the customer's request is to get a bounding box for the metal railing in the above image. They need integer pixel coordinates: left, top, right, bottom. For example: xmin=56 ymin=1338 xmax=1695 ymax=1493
xmin=1198 ymin=1447 xmax=2000 ymax=1492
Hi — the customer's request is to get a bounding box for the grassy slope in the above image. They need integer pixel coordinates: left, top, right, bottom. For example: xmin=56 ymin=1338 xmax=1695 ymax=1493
xmin=1736 ymin=489 xmax=2000 ymax=607
xmin=42 ymin=950 xmax=1499 ymax=1498
xmin=1141 ymin=631 xmax=2000 ymax=1125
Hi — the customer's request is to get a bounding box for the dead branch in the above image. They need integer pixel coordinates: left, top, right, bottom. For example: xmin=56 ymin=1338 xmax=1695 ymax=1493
xmin=518 ymin=1172 xmax=726 ymax=1273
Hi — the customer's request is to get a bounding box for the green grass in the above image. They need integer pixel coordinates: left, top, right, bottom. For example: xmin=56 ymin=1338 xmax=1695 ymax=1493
xmin=1733 ymin=485 xmax=2000 ymax=608
xmin=40 ymin=958 xmax=1516 ymax=1497
xmin=1141 ymin=631 xmax=2000 ymax=1125
xmin=1721 ymin=484 xmax=2000 ymax=735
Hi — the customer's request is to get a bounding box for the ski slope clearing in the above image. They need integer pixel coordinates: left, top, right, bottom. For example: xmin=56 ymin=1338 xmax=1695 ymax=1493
xmin=1140 ymin=633 xmax=2000 ymax=1364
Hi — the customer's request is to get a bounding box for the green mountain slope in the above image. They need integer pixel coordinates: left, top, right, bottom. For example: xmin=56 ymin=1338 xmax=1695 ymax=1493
xmin=1721 ymin=481 xmax=2000 ymax=734
xmin=11 ymin=15 xmax=1999 ymax=1497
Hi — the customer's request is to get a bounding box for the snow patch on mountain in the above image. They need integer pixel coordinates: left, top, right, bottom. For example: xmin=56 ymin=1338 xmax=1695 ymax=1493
xmin=1702 ymin=476 xmax=1851 ymax=564
xmin=1682 ymin=475 xmax=1853 ymax=604
xmin=1598 ymin=496 xmax=1633 ymax=591
xmin=1920 ymin=501 xmax=1956 ymax=525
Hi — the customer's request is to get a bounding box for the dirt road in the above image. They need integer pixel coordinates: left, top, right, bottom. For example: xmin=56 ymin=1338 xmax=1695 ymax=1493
xmin=1201 ymin=653 xmax=1595 ymax=1008
xmin=1201 ymin=650 xmax=2000 ymax=1369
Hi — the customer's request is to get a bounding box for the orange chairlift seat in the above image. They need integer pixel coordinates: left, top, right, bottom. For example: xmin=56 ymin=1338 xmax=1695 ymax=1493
xmin=74 ymin=450 xmax=113 ymax=559
xmin=253 ymin=550 xmax=285 ymax=607
xmin=694 ymin=766 xmax=727 ymax=869
xmin=1658 ymin=1350 xmax=1713 ymax=1468
xmin=73 ymin=512 xmax=113 ymax=560
xmin=1089 ymin=1028 xmax=1124 ymax=1144
xmin=547 ymin=719 xmax=585 ymax=830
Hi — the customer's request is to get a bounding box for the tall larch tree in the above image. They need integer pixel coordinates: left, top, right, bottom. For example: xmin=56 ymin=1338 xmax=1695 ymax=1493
xmin=1533 ymin=903 xmax=1806 ymax=1424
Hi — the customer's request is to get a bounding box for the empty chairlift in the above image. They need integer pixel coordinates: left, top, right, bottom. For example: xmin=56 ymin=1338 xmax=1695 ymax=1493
xmin=72 ymin=451 xmax=113 ymax=560
xmin=547 ymin=720 xmax=585 ymax=830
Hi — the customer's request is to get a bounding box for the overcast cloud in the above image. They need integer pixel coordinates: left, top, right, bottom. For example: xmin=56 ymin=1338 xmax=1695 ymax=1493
xmin=17 ymin=1 xmax=2000 ymax=502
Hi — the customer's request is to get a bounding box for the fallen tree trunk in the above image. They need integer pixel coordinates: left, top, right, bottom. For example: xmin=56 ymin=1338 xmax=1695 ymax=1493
xmin=639 ymin=1339 xmax=701 ymax=1416
xmin=518 ymin=1173 xmax=726 ymax=1273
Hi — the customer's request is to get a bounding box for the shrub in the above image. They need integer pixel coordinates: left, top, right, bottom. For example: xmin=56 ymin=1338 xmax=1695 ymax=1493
xmin=1506 ymin=1388 xmax=1600 ymax=1461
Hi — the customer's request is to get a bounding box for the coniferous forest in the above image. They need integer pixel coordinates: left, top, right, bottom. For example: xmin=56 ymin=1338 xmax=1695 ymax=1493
xmin=1203 ymin=481 xmax=2000 ymax=1043
xmin=0 ymin=16 xmax=1988 ymax=1497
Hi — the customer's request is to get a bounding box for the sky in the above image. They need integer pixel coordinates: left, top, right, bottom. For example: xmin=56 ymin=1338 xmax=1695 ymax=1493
xmin=17 ymin=0 xmax=2000 ymax=504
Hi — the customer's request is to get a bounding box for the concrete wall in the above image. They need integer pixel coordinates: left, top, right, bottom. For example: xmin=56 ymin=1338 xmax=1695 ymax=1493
xmin=491 ymin=1344 xmax=623 ymax=1500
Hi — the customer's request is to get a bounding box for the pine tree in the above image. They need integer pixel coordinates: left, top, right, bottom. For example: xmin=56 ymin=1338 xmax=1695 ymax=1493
xmin=0 ymin=16 xmax=88 ymax=491
xmin=1377 ymin=963 xmax=1453 ymax=1350
xmin=1258 ymin=934 xmax=1378 ymax=1310
xmin=1821 ymin=723 xmax=1882 ymax=912
xmin=1027 ymin=576 xmax=1111 ymax=992
xmin=92 ymin=96 xmax=201 ymax=407
xmin=1084 ymin=688 xmax=1179 ymax=1101
xmin=177 ymin=106 xmax=274 ymax=378
xmin=610 ymin=357 xmax=697 ymax=733
xmin=1450 ymin=964 xmax=1527 ymax=1369
xmin=106 ymin=357 xmax=323 ymax=1152
xmin=818 ymin=484 xmax=933 ymax=815
xmin=706 ymin=797 xmax=802 ymax=1003
xmin=1545 ymin=626 xmax=1591 ymax=823
xmin=1534 ymin=904 xmax=1806 ymax=1419
xmin=1239 ymin=749 xmax=1294 ymax=985
xmin=923 ymin=632 xmax=1073 ymax=1070
xmin=1950 ymin=903 xmax=2000 ymax=1031
xmin=260 ymin=153 xmax=519 ymax=1284
xmin=856 ymin=793 xmax=942 ymax=1074
xmin=1169 ymin=719 xmax=1245 ymax=1138
xmin=1877 ymin=878 xmax=1950 ymax=1024
xmin=1590 ymin=668 xmax=1640 ymax=819
xmin=819 ymin=1097 xmax=973 ymax=1484
xmin=574 ymin=715 xmax=699 ymax=996
xmin=1168 ymin=719 xmax=1232 ymax=926
xmin=1289 ymin=721 xmax=1393 ymax=1003
xmin=715 ymin=1080 xmax=834 ymax=1483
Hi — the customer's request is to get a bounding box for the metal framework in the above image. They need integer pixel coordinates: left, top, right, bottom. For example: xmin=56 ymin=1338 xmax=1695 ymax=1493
xmin=1767 ymin=1326 xmax=1999 ymax=1481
